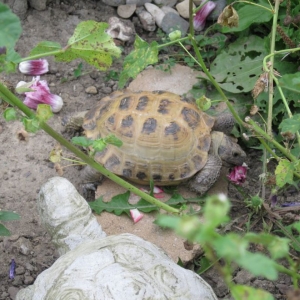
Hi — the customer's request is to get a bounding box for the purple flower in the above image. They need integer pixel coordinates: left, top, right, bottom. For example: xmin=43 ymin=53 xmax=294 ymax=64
xmin=17 ymin=76 xmax=63 ymax=113
xmin=193 ymin=1 xmax=216 ymax=31
xmin=227 ymin=165 xmax=247 ymax=185
xmin=19 ymin=59 xmax=49 ymax=75
xmin=9 ymin=259 xmax=15 ymax=279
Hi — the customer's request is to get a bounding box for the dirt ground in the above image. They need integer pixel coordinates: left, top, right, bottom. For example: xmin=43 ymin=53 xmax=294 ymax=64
xmin=0 ymin=1 xmax=297 ymax=299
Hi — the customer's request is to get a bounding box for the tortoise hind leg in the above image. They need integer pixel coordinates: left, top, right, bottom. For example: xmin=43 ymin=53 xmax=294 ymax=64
xmin=188 ymin=155 xmax=222 ymax=195
xmin=81 ymin=165 xmax=104 ymax=200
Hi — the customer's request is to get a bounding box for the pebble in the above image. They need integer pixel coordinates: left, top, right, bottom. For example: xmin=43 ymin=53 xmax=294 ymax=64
xmin=16 ymin=237 xmax=32 ymax=256
xmin=102 ymin=0 xmax=126 ymax=6
xmin=85 ymin=86 xmax=98 ymax=94
xmin=24 ymin=275 xmax=34 ymax=285
xmin=136 ymin=7 xmax=156 ymax=32
xmin=144 ymin=3 xmax=165 ymax=27
xmin=176 ymin=0 xmax=195 ymax=19
xmin=107 ymin=17 xmax=136 ymax=42
xmin=161 ymin=12 xmax=189 ymax=35
xmin=126 ymin=0 xmax=152 ymax=5
xmin=15 ymin=266 xmax=25 ymax=275
xmin=28 ymin=0 xmax=47 ymax=10
xmin=102 ymin=86 xmax=113 ymax=94
xmin=117 ymin=4 xmax=136 ymax=18
xmin=161 ymin=6 xmax=179 ymax=15
xmin=7 ymin=287 xmax=19 ymax=300
xmin=154 ymin=0 xmax=177 ymax=6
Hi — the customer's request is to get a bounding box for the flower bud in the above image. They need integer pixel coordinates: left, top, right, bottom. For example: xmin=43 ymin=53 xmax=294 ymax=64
xmin=20 ymin=76 xmax=63 ymax=113
xmin=193 ymin=1 xmax=216 ymax=31
xmin=19 ymin=59 xmax=49 ymax=75
xmin=168 ymin=30 xmax=181 ymax=41
xmin=227 ymin=165 xmax=247 ymax=185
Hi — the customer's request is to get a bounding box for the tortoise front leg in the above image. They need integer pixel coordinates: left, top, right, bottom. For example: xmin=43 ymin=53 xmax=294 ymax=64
xmin=188 ymin=154 xmax=222 ymax=195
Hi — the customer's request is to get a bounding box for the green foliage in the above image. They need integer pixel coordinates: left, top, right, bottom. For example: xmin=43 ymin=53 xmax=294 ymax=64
xmin=279 ymin=114 xmax=300 ymax=134
xmin=3 ymin=107 xmax=17 ymax=121
xmin=118 ymin=36 xmax=158 ymax=88
xmin=278 ymin=73 xmax=300 ymax=94
xmin=275 ymin=159 xmax=295 ymax=187
xmin=30 ymin=21 xmax=121 ymax=71
xmin=0 ymin=210 xmax=20 ymax=236
xmin=36 ymin=104 xmax=53 ymax=122
xmin=73 ymin=62 xmax=83 ymax=78
xmin=231 ymin=285 xmax=274 ymax=300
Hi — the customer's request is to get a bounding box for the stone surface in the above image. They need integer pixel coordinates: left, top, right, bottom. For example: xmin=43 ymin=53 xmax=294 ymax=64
xmin=136 ymin=7 xmax=156 ymax=31
xmin=161 ymin=5 xmax=179 ymax=15
xmin=207 ymin=0 xmax=226 ymax=21
xmin=126 ymin=0 xmax=152 ymax=5
xmin=102 ymin=0 xmax=126 ymax=6
xmin=106 ymin=17 xmax=136 ymax=42
xmin=144 ymin=3 xmax=165 ymax=27
xmin=160 ymin=12 xmax=189 ymax=35
xmin=3 ymin=0 xmax=28 ymax=20
xmin=176 ymin=0 xmax=195 ymax=19
xmin=85 ymin=86 xmax=98 ymax=94
xmin=117 ymin=4 xmax=136 ymax=19
xmin=154 ymin=0 xmax=177 ymax=6
xmin=28 ymin=0 xmax=47 ymax=10
xmin=15 ymin=177 xmax=218 ymax=300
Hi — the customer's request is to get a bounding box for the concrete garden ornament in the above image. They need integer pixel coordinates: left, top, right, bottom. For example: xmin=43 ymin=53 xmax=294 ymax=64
xmin=16 ymin=177 xmax=217 ymax=300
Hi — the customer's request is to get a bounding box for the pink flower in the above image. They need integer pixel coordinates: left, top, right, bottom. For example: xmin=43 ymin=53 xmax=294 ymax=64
xmin=130 ymin=209 xmax=144 ymax=223
xmin=17 ymin=76 xmax=63 ymax=113
xmin=227 ymin=165 xmax=247 ymax=185
xmin=193 ymin=1 xmax=216 ymax=31
xmin=19 ymin=59 xmax=49 ymax=75
xmin=140 ymin=186 xmax=165 ymax=198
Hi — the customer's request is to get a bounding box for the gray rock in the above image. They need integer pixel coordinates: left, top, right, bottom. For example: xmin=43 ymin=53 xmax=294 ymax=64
xmin=126 ymin=0 xmax=152 ymax=5
xmin=136 ymin=7 xmax=156 ymax=31
xmin=144 ymin=3 xmax=165 ymax=27
xmin=8 ymin=287 xmax=19 ymax=300
xmin=106 ymin=17 xmax=136 ymax=42
xmin=207 ymin=0 xmax=226 ymax=21
xmin=161 ymin=6 xmax=179 ymax=15
xmin=117 ymin=4 xmax=136 ymax=18
xmin=161 ymin=12 xmax=189 ymax=35
xmin=85 ymin=86 xmax=98 ymax=94
xmin=176 ymin=0 xmax=195 ymax=19
xmin=15 ymin=237 xmax=32 ymax=256
xmin=154 ymin=0 xmax=177 ymax=6
xmin=28 ymin=0 xmax=47 ymax=10
xmin=102 ymin=0 xmax=126 ymax=6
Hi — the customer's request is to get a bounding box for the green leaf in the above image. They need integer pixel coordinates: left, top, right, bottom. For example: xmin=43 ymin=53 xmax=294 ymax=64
xmin=278 ymin=73 xmax=300 ymax=94
xmin=118 ymin=36 xmax=158 ymax=88
xmin=22 ymin=117 xmax=40 ymax=133
xmin=197 ymin=256 xmax=213 ymax=275
xmin=71 ymin=136 xmax=94 ymax=148
xmin=155 ymin=215 xmax=182 ymax=229
xmin=103 ymin=134 xmax=123 ymax=147
xmin=210 ymin=35 xmax=266 ymax=93
xmin=55 ymin=21 xmax=121 ymax=71
xmin=92 ymin=139 xmax=107 ymax=152
xmin=30 ymin=41 xmax=61 ymax=56
xmin=3 ymin=108 xmax=18 ymax=121
xmin=73 ymin=62 xmax=83 ymax=78
xmin=0 ymin=223 xmax=11 ymax=236
xmin=89 ymin=191 xmax=160 ymax=216
xmin=221 ymin=0 xmax=273 ymax=33
xmin=0 ymin=3 xmax=22 ymax=49
xmin=231 ymin=285 xmax=274 ymax=300
xmin=0 ymin=211 xmax=20 ymax=221
xmin=36 ymin=104 xmax=53 ymax=122
xmin=275 ymin=159 xmax=294 ymax=187
xmin=279 ymin=115 xmax=300 ymax=134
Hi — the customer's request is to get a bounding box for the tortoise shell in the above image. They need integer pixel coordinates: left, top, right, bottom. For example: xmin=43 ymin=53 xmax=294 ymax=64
xmin=83 ymin=90 xmax=215 ymax=185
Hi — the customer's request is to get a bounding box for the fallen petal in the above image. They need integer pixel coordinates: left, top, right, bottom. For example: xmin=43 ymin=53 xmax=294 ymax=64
xmin=19 ymin=59 xmax=49 ymax=75
xmin=193 ymin=1 xmax=216 ymax=31
xmin=130 ymin=208 xmax=144 ymax=223
xmin=227 ymin=165 xmax=247 ymax=185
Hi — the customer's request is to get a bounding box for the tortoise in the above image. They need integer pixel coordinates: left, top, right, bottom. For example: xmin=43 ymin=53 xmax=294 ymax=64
xmin=68 ymin=90 xmax=246 ymax=195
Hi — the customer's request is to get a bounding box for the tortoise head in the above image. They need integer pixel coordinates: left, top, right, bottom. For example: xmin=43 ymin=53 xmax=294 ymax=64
xmin=211 ymin=131 xmax=246 ymax=166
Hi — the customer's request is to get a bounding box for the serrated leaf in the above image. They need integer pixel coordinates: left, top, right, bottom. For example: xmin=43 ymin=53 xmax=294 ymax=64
xmin=71 ymin=136 xmax=94 ymax=148
xmin=221 ymin=0 xmax=273 ymax=33
xmin=36 ymin=104 xmax=53 ymax=122
xmin=118 ymin=36 xmax=158 ymax=88
xmin=275 ymin=159 xmax=294 ymax=187
xmin=0 ymin=211 xmax=20 ymax=221
xmin=0 ymin=224 xmax=11 ymax=236
xmin=55 ymin=21 xmax=121 ymax=71
xmin=3 ymin=108 xmax=17 ymax=121
xmin=278 ymin=73 xmax=300 ymax=94
xmin=210 ymin=35 xmax=266 ymax=93
xmin=231 ymin=285 xmax=274 ymax=300
xmin=279 ymin=114 xmax=300 ymax=134
xmin=30 ymin=41 xmax=61 ymax=57
xmin=92 ymin=139 xmax=107 ymax=152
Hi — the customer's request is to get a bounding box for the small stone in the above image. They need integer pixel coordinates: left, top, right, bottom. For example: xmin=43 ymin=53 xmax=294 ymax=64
xmin=11 ymin=275 xmax=23 ymax=287
xmin=8 ymin=287 xmax=19 ymax=299
xmin=136 ymin=7 xmax=156 ymax=31
xmin=161 ymin=12 xmax=189 ymax=35
xmin=117 ymin=4 xmax=136 ymax=18
xmin=102 ymin=0 xmax=126 ymax=6
xmin=15 ymin=237 xmax=32 ymax=256
xmin=144 ymin=3 xmax=165 ymax=27
xmin=25 ymin=263 xmax=34 ymax=272
xmin=15 ymin=266 xmax=26 ymax=275
xmin=7 ymin=0 xmax=28 ymax=20
xmin=85 ymin=86 xmax=98 ymax=94
xmin=28 ymin=0 xmax=47 ymax=10
xmin=161 ymin=6 xmax=179 ymax=15
xmin=176 ymin=0 xmax=195 ymax=19
xmin=102 ymin=87 xmax=113 ymax=94
xmin=107 ymin=17 xmax=136 ymax=42
xmin=8 ymin=235 xmax=20 ymax=242
xmin=126 ymin=0 xmax=152 ymax=5
xmin=154 ymin=0 xmax=177 ymax=6
xmin=23 ymin=275 xmax=34 ymax=285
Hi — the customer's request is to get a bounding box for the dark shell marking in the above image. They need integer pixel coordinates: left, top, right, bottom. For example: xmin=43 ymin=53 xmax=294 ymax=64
xmin=83 ymin=90 xmax=215 ymax=185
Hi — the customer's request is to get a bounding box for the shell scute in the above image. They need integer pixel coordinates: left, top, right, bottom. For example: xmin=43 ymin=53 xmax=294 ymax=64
xmin=83 ymin=90 xmax=215 ymax=185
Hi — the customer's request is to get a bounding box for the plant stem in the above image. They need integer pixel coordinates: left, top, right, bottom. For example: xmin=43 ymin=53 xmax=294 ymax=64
xmin=0 ymin=82 xmax=180 ymax=214
xmin=17 ymin=50 xmax=64 ymax=62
